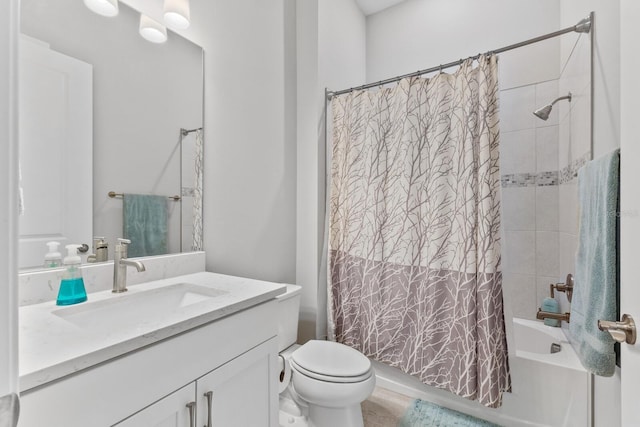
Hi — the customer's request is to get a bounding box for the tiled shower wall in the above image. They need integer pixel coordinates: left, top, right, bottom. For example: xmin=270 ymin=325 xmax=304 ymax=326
xmin=500 ymin=33 xmax=591 ymax=320
xmin=501 ymin=80 xmax=561 ymax=320
xmin=557 ymin=34 xmax=592 ymax=315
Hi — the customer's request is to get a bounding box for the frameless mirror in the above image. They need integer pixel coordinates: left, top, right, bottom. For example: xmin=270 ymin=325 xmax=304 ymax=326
xmin=19 ymin=0 xmax=204 ymax=270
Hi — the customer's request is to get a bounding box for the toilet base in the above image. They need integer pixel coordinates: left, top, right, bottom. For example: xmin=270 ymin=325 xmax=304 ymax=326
xmin=308 ymin=404 xmax=364 ymax=427
xmin=279 ymin=395 xmax=308 ymax=427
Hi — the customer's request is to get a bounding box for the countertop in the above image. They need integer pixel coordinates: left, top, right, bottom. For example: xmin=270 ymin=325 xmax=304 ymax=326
xmin=19 ymin=272 xmax=286 ymax=392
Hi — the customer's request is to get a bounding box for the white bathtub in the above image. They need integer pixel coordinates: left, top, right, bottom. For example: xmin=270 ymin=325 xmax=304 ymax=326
xmin=373 ymin=318 xmax=589 ymax=426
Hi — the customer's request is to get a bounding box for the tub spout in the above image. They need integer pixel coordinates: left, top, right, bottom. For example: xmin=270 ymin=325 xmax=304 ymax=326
xmin=537 ymin=309 xmax=570 ymax=323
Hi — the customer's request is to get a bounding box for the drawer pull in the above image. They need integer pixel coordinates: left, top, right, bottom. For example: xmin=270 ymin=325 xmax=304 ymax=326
xmin=186 ymin=401 xmax=196 ymax=427
xmin=204 ymin=391 xmax=213 ymax=427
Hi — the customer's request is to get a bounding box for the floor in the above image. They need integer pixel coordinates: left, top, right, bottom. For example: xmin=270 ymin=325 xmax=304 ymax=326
xmin=361 ymin=387 xmax=414 ymax=427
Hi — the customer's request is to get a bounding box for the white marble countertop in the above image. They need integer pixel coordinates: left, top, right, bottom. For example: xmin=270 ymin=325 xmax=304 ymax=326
xmin=19 ymin=272 xmax=286 ymax=392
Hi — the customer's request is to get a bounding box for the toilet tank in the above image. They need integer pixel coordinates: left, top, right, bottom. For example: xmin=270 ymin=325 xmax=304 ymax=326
xmin=276 ymin=284 xmax=302 ymax=352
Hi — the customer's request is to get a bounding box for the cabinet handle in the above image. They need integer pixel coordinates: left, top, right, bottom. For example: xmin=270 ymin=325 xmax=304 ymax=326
xmin=186 ymin=401 xmax=196 ymax=427
xmin=204 ymin=391 xmax=213 ymax=427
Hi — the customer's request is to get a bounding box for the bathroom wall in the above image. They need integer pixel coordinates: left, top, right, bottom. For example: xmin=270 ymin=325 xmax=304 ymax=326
xmin=0 ymin=0 xmax=19 ymax=396
xmin=500 ymin=78 xmax=562 ymax=321
xmin=366 ymin=0 xmax=560 ymax=86
xmin=296 ymin=0 xmax=367 ymax=341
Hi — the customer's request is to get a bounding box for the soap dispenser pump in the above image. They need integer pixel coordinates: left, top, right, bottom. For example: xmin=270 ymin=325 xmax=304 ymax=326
xmin=56 ymin=244 xmax=88 ymax=306
xmin=44 ymin=241 xmax=62 ymax=268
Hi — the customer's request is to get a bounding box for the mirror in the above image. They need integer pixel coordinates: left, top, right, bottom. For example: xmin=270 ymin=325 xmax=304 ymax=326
xmin=19 ymin=0 xmax=204 ymax=270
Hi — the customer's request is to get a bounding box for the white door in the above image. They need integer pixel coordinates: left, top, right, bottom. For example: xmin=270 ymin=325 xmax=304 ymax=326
xmin=18 ymin=36 xmax=92 ymax=269
xmin=619 ymin=1 xmax=640 ymax=425
xmin=196 ymin=339 xmax=279 ymax=427
xmin=115 ymin=383 xmax=196 ymax=427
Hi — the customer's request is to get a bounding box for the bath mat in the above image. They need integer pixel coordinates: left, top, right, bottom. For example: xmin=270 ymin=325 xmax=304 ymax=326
xmin=399 ymin=399 xmax=499 ymax=427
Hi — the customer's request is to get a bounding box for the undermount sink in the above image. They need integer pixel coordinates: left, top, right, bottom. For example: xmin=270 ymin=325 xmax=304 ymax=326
xmin=52 ymin=283 xmax=228 ymax=331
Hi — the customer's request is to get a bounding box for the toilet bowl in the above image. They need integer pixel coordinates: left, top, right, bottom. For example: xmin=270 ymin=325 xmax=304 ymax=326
xmin=276 ymin=286 xmax=375 ymax=427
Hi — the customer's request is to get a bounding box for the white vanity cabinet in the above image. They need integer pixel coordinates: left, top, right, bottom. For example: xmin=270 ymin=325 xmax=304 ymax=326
xmin=115 ymin=384 xmax=196 ymax=427
xmin=116 ymin=339 xmax=278 ymax=427
xmin=19 ymin=299 xmax=280 ymax=427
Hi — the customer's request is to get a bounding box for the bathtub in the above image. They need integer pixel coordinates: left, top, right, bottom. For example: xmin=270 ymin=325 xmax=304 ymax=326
xmin=373 ymin=318 xmax=589 ymax=426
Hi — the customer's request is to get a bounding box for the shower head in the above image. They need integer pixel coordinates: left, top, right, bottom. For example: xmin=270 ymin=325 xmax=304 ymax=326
xmin=533 ymin=92 xmax=572 ymax=121
xmin=533 ymin=104 xmax=553 ymax=121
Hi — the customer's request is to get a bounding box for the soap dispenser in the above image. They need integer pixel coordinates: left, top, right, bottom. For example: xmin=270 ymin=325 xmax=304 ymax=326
xmin=541 ymin=284 xmax=560 ymax=327
xmin=43 ymin=241 xmax=62 ymax=268
xmin=56 ymin=244 xmax=88 ymax=306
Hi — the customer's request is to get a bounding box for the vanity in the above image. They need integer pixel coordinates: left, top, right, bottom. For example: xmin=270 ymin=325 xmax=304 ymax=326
xmin=18 ymin=269 xmax=286 ymax=427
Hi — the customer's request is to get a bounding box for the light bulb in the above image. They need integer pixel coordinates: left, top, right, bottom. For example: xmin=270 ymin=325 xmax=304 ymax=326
xmin=83 ymin=0 xmax=119 ymax=17
xmin=163 ymin=0 xmax=190 ymax=30
xmin=139 ymin=15 xmax=168 ymax=44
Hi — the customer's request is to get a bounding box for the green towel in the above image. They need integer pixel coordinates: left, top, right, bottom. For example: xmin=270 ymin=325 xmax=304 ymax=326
xmin=123 ymin=194 xmax=168 ymax=257
xmin=569 ymin=149 xmax=619 ymax=376
xmin=399 ymin=399 xmax=500 ymax=427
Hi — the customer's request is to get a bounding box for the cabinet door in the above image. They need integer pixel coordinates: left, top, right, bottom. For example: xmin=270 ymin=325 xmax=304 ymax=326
xmin=115 ymin=383 xmax=196 ymax=427
xmin=196 ymin=338 xmax=278 ymax=427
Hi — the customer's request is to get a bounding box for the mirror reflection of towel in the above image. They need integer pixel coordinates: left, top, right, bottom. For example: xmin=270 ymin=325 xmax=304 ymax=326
xmin=123 ymin=194 xmax=168 ymax=257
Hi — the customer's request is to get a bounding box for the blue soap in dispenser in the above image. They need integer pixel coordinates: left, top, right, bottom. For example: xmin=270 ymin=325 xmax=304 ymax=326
xmin=56 ymin=244 xmax=87 ymax=306
xmin=541 ymin=296 xmax=560 ymax=327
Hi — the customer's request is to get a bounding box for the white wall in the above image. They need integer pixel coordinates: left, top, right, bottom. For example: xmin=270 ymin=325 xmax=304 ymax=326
xmin=366 ymin=0 xmax=560 ymax=89
xmin=296 ymin=0 xmax=366 ymax=341
xmin=619 ymin=3 xmax=640 ymax=425
xmin=0 ymin=0 xmax=19 ymax=397
xmin=123 ymin=0 xmax=297 ymax=285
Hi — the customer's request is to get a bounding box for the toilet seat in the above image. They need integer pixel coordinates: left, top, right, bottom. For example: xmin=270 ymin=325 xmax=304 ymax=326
xmin=290 ymin=340 xmax=372 ymax=383
xmin=290 ymin=359 xmax=373 ymax=383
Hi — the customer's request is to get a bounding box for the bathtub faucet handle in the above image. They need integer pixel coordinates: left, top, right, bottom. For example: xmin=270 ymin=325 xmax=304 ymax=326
xmin=550 ymin=273 xmax=574 ymax=302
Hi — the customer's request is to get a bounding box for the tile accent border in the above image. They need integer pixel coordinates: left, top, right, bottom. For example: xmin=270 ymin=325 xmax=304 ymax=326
xmin=501 ymin=152 xmax=591 ymax=188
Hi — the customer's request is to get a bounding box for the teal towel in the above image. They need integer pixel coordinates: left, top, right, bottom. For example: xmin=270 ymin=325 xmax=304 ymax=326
xmin=568 ymin=149 xmax=619 ymax=377
xmin=399 ymin=399 xmax=499 ymax=427
xmin=123 ymin=194 xmax=168 ymax=258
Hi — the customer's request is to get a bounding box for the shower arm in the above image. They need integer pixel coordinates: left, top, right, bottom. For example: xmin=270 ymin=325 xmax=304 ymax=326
xmin=548 ymin=93 xmax=572 ymax=107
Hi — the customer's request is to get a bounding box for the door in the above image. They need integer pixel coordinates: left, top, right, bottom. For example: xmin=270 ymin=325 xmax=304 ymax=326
xmin=18 ymin=36 xmax=92 ymax=269
xmin=115 ymin=383 xmax=196 ymax=427
xmin=196 ymin=339 xmax=279 ymax=427
xmin=619 ymin=1 xmax=640 ymax=425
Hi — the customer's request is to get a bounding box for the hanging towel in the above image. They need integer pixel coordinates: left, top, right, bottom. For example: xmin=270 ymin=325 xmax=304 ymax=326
xmin=568 ymin=149 xmax=619 ymax=377
xmin=123 ymin=194 xmax=168 ymax=257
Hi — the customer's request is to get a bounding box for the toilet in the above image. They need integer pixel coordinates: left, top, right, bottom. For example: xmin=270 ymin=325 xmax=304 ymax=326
xmin=276 ymin=285 xmax=375 ymax=427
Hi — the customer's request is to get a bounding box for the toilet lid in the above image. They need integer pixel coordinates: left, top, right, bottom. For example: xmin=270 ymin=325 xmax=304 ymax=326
xmin=291 ymin=340 xmax=371 ymax=380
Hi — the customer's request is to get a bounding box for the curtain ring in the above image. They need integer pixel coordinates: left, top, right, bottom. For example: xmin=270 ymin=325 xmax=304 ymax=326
xmin=438 ymin=64 xmax=443 ymax=74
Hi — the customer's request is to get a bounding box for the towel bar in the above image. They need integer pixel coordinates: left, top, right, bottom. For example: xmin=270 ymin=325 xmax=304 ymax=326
xmin=108 ymin=191 xmax=181 ymax=201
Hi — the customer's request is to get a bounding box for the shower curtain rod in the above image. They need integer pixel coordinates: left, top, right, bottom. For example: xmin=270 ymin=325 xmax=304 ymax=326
xmin=181 ymin=127 xmax=202 ymax=136
xmin=326 ymin=14 xmax=593 ymax=98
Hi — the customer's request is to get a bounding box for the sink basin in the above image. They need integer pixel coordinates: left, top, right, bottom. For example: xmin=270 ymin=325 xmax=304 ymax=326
xmin=52 ymin=283 xmax=228 ymax=331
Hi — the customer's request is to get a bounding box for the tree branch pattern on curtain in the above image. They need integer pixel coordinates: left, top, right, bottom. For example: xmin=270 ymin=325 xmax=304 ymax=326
xmin=328 ymin=55 xmax=510 ymax=408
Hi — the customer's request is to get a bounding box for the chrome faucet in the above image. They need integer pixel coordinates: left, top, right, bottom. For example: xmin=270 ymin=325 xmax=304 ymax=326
xmin=113 ymin=238 xmax=146 ymax=293
xmin=536 ymin=309 xmax=571 ymax=323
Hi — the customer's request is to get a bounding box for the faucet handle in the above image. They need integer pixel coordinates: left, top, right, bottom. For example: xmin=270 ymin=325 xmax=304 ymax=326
xmin=117 ymin=238 xmax=131 ymax=245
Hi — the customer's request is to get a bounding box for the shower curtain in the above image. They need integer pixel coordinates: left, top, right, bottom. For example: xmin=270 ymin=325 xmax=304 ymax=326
xmin=191 ymin=128 xmax=204 ymax=251
xmin=328 ymin=55 xmax=510 ymax=408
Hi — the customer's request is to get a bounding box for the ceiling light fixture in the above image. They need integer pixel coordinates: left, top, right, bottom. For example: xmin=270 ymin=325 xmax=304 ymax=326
xmin=163 ymin=0 xmax=191 ymax=30
xmin=83 ymin=0 xmax=119 ymax=17
xmin=139 ymin=14 xmax=168 ymax=44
